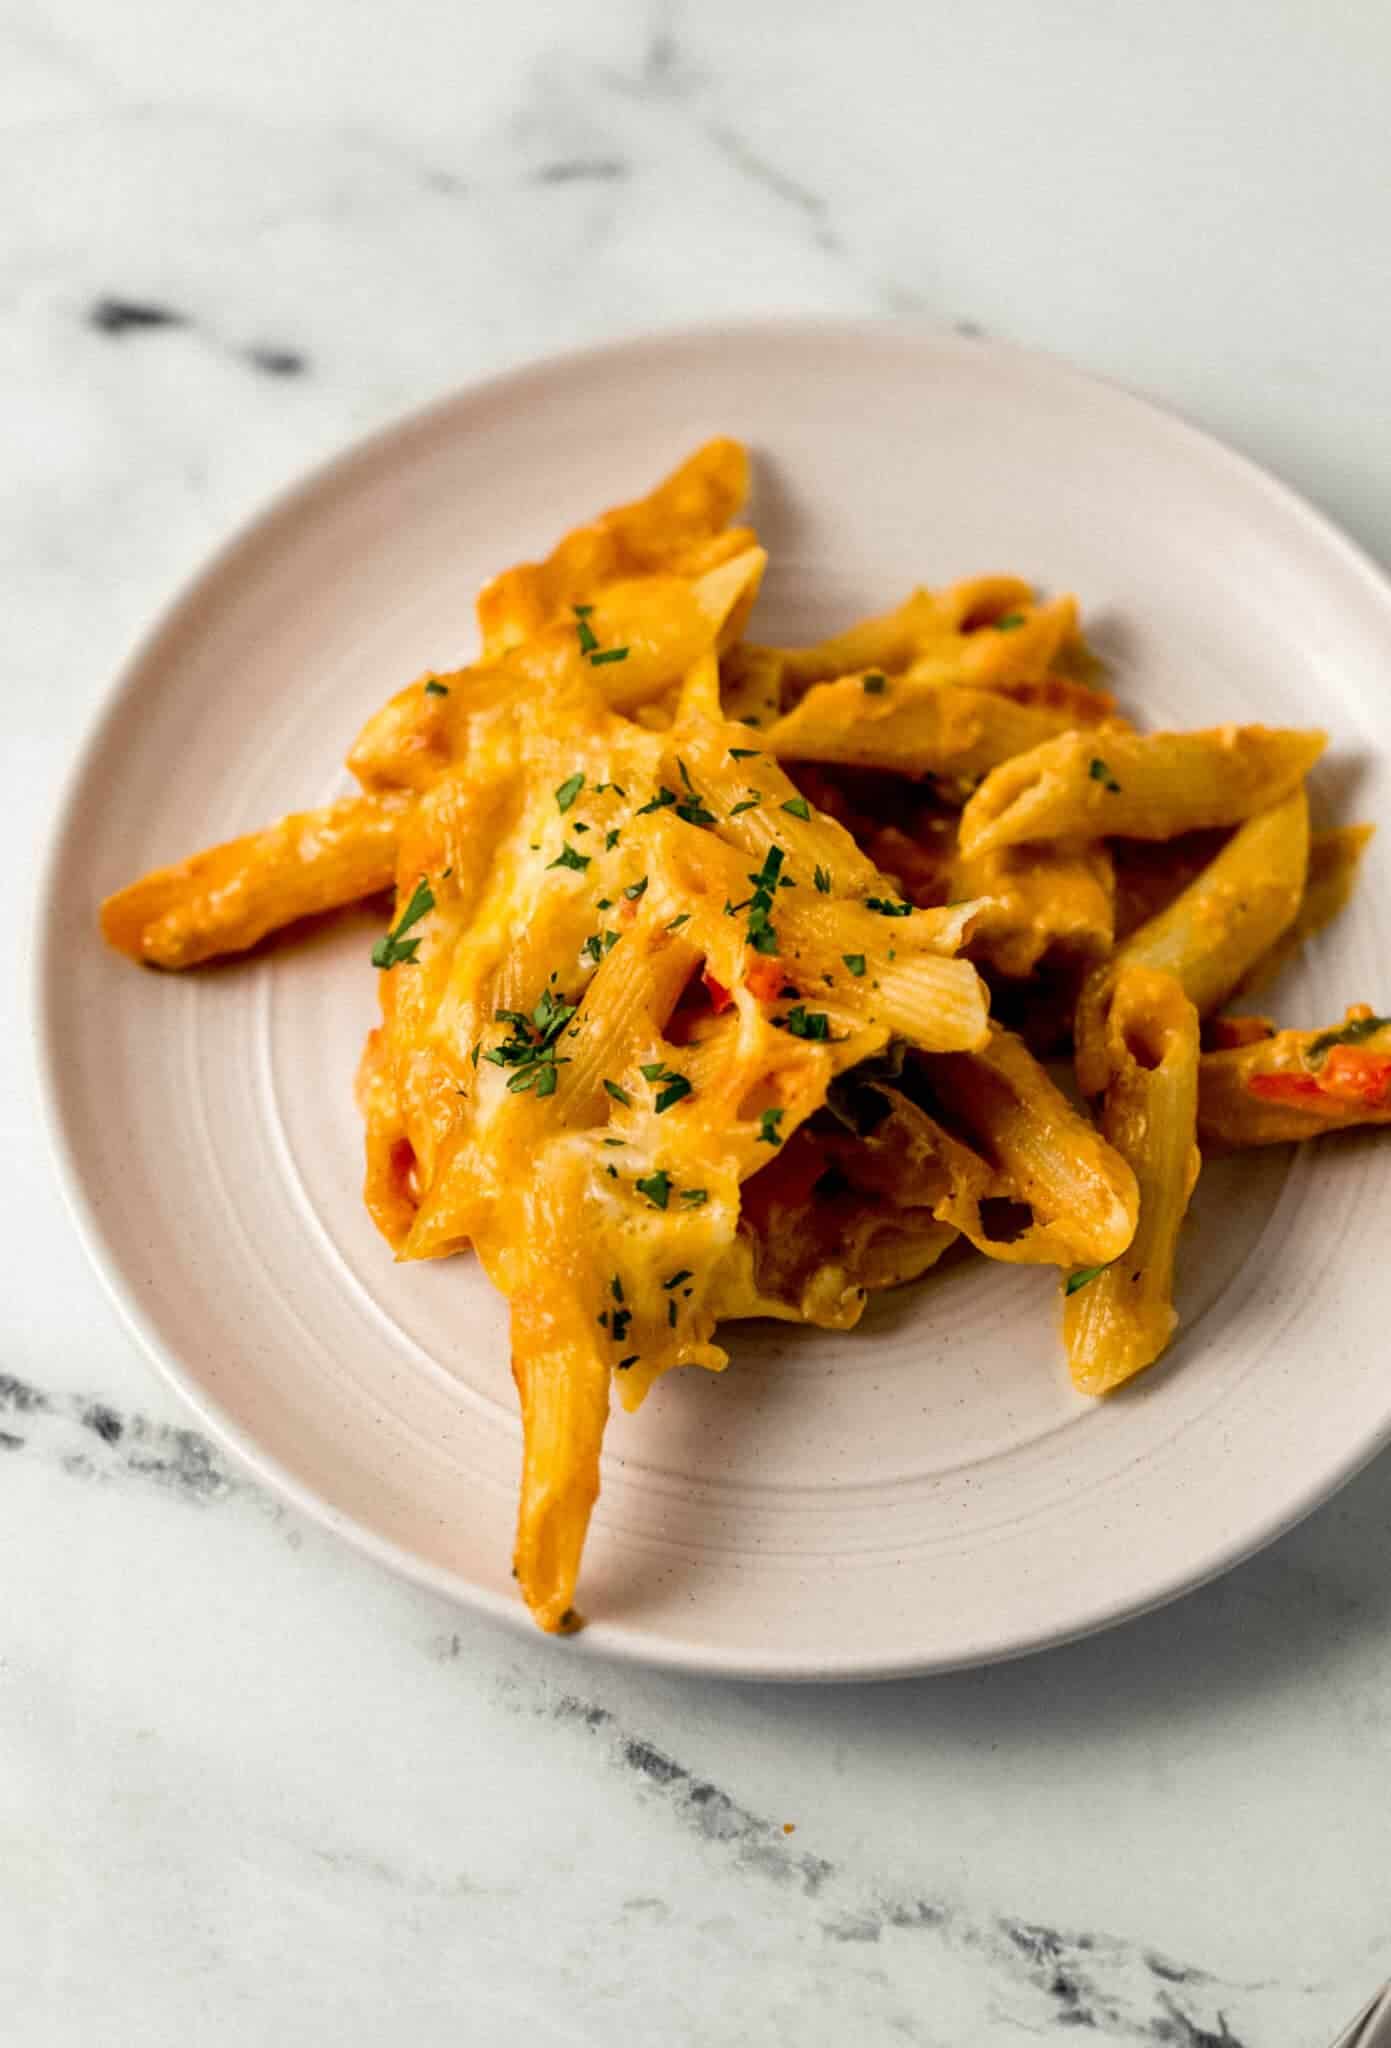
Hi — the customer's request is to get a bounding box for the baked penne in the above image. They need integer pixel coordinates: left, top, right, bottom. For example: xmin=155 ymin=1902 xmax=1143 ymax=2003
xmin=100 ymin=792 xmax=411 ymax=969
xmin=1063 ymin=967 xmax=1201 ymax=1395
xmin=1197 ymin=1006 xmax=1391 ymax=1146
xmin=959 ymin=725 xmax=1325 ymax=859
xmin=1075 ymin=786 xmax=1310 ymax=1095
xmin=97 ymin=435 xmax=1391 ymax=1631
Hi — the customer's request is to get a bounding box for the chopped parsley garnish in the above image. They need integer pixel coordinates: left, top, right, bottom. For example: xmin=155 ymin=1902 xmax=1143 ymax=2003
xmin=617 ymin=1355 xmax=640 ymax=1370
xmin=590 ymin=646 xmax=629 ymax=667
xmin=547 ymin=842 xmax=591 ymax=873
xmin=470 ymin=1043 xmax=481 ymax=1068
xmin=862 ymin=672 xmax=888 ymax=694
xmin=596 ymin=896 xmax=613 ymax=910
xmin=842 ymin=953 xmax=867 ymax=977
xmin=665 ymin=912 xmax=691 ymax=932
xmin=729 ymin=746 xmax=760 ymax=760
xmin=582 ymin=929 xmax=620 ymax=965
xmin=574 ymin=609 xmax=599 ymax=655
xmin=1089 ymin=757 xmax=1122 ymax=793
xmin=667 ymin=1298 xmax=677 ymax=1328
xmin=637 ymin=788 xmax=677 ymax=815
xmin=995 ymin=612 xmax=1026 ymax=631
xmin=781 ymin=796 xmax=811 ymax=821
xmin=814 ymin=865 xmax=832 ymax=894
xmin=1065 ymin=1264 xmax=1111 ymax=1296
xmin=663 ymin=1269 xmax=693 ymax=1290
xmin=729 ymin=794 xmax=762 ymax=816
xmin=744 ymin=845 xmax=785 ymax=956
xmin=865 ymin=895 xmax=912 ymax=917
xmin=779 ymin=1005 xmax=834 ymax=1042
xmin=424 ymin=678 xmax=449 ymax=696
xmin=603 ymin=1078 xmax=631 ymax=1106
xmin=676 ymin=795 xmax=716 ymax=827
xmin=640 ymin=1061 xmax=693 ymax=1113
xmin=610 ymin=1274 xmax=624 ymax=1302
xmin=605 ymin=829 xmax=621 ymax=850
xmin=484 ymin=988 xmax=577 ymax=1094
xmin=757 ymin=1107 xmax=784 ymax=1146
xmin=624 ymin=876 xmax=649 ymax=902
xmin=636 ymin=1169 xmax=672 ymax=1210
xmin=611 ymin=1309 xmax=632 ymax=1343
xmin=593 ymin=780 xmax=627 ymax=798
xmin=1308 ymin=1014 xmax=1391 ymax=1060
xmin=371 ymin=876 xmax=434 ymax=969
xmin=679 ymin=1187 xmax=708 ymax=1207
xmin=555 ymin=772 xmax=585 ymax=813
xmin=572 ymin=822 xmax=590 ymax=834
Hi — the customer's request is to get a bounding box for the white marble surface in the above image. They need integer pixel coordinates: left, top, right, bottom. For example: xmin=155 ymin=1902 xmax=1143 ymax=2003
xmin=7 ymin=4 xmax=1391 ymax=2041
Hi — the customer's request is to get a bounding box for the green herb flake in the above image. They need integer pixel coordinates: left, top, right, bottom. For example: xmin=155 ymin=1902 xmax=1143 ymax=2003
xmin=662 ymin=1269 xmax=693 ymax=1290
xmin=781 ymin=796 xmax=811 ymax=821
xmin=995 ymin=612 xmax=1026 ymax=631
xmin=862 ymin=672 xmax=888 ymax=695
xmin=574 ymin=613 xmax=599 ymax=656
xmin=555 ymin=772 xmax=585 ymax=813
xmin=547 ymin=842 xmax=591 ymax=873
xmin=637 ymin=788 xmax=677 ymax=816
xmin=780 ymin=1005 xmax=833 ymax=1042
xmin=424 ymin=678 xmax=449 ymax=696
xmin=603 ymin=1079 xmax=632 ymax=1106
xmin=654 ymin=1075 xmax=693 ymax=1114
xmin=1089 ymin=757 xmax=1122 ymax=793
xmin=636 ymin=1170 xmax=673 ymax=1211
xmin=729 ymin=746 xmax=761 ymax=760
xmin=371 ymin=875 xmax=435 ymax=969
xmin=665 ymin=912 xmax=691 ymax=932
xmin=605 ymin=828 xmax=621 ymax=850
xmin=667 ymin=1298 xmax=678 ymax=1328
xmin=679 ymin=1187 xmax=708 ymax=1207
xmin=1065 ymin=1264 xmax=1111 ymax=1296
xmin=623 ymin=876 xmax=649 ymax=902
xmin=1308 ymin=1014 xmax=1391 ymax=1061
xmin=729 ymin=794 xmax=762 ymax=816
xmin=757 ymin=1107 xmax=784 ymax=1146
xmin=590 ymin=646 xmax=630 ymax=668
xmin=842 ymin=953 xmax=867 ymax=977
xmin=814 ymin=864 xmax=832 ymax=895
xmin=865 ymin=895 xmax=913 ymax=918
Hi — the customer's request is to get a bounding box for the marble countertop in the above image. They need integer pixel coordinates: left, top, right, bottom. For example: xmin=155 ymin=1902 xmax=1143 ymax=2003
xmin=7 ymin=4 xmax=1391 ymax=2041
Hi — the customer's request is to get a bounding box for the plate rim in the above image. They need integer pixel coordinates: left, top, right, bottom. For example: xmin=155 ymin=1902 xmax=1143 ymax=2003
xmin=31 ymin=315 xmax=1391 ymax=1682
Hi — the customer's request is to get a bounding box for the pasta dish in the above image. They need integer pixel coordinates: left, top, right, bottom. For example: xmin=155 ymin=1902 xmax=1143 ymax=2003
xmin=100 ymin=441 xmax=1389 ymax=1632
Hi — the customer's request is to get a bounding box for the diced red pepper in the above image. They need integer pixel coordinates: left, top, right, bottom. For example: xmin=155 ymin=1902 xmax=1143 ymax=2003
xmin=1320 ymin=1047 xmax=1391 ymax=1106
xmin=701 ymin=970 xmax=734 ymax=1014
xmin=745 ymin=956 xmax=788 ymax=1003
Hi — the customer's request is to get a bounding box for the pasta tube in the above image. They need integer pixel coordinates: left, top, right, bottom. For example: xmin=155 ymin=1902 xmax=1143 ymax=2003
xmin=1075 ymin=786 xmax=1309 ymax=1095
xmin=960 ymin=726 xmax=1325 ymax=858
xmin=100 ymin=793 xmax=410 ymax=969
xmin=1198 ymin=1006 xmax=1391 ymax=1146
xmin=1063 ymin=967 xmax=1201 ymax=1395
xmin=760 ymin=678 xmax=1100 ymax=781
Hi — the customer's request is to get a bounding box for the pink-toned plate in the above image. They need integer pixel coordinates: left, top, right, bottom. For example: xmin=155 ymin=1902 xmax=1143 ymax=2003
xmin=35 ymin=321 xmax=1391 ymax=1678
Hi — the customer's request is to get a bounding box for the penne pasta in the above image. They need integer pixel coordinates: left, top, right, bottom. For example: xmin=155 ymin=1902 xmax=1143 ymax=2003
xmin=1231 ymin=823 xmax=1375 ymax=998
xmin=1074 ymin=786 xmax=1310 ymax=1095
xmin=1197 ymin=1006 xmax=1391 ymax=1146
xmin=100 ymin=793 xmax=410 ymax=969
xmin=760 ymin=676 xmax=1104 ymax=781
xmin=959 ymin=725 xmax=1325 ymax=859
xmin=951 ymin=838 xmax=1115 ymax=978
xmin=927 ymin=1029 xmax=1140 ymax=1268
xmin=1063 ymin=967 xmax=1201 ymax=1395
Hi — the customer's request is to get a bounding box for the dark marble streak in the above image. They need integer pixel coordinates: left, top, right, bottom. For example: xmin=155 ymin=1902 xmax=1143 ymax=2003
xmin=244 ymin=345 xmax=309 ymax=377
xmin=531 ymin=1685 xmax=1259 ymax=2044
xmin=1 ymin=1370 xmax=239 ymax=1504
xmin=87 ymin=297 xmax=189 ymax=335
xmin=703 ymin=122 xmax=843 ymax=257
xmin=533 ymin=158 xmax=629 ymax=185
xmin=86 ymin=297 xmax=308 ymax=378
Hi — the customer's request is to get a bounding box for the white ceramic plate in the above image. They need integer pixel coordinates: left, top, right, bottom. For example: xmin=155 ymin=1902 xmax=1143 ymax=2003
xmin=37 ymin=321 xmax=1391 ymax=1679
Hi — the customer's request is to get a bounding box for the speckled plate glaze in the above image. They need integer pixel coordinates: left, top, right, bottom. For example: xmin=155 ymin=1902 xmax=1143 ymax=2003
xmin=35 ymin=321 xmax=1391 ymax=1678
